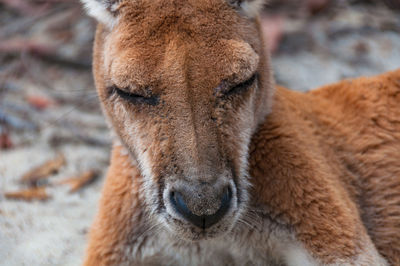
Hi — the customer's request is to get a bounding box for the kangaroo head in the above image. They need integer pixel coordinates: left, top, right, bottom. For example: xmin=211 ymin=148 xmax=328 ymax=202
xmin=83 ymin=0 xmax=273 ymax=240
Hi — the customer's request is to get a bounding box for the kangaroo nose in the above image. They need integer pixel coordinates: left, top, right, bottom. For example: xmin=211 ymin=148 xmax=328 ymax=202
xmin=170 ymin=187 xmax=232 ymax=229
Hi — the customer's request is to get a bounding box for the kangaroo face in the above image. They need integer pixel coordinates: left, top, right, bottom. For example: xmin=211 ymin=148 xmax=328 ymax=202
xmin=89 ymin=0 xmax=272 ymax=240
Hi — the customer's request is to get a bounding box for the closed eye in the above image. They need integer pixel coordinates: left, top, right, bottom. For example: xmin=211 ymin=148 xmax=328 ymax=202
xmin=224 ymin=73 xmax=258 ymax=96
xmin=111 ymin=86 xmax=159 ymax=106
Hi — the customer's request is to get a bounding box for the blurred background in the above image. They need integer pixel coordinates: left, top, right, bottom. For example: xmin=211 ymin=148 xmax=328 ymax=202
xmin=0 ymin=0 xmax=399 ymax=265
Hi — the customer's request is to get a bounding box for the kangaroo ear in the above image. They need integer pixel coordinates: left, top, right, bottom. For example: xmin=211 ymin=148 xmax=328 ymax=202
xmin=227 ymin=0 xmax=265 ymax=18
xmin=81 ymin=0 xmax=119 ymax=27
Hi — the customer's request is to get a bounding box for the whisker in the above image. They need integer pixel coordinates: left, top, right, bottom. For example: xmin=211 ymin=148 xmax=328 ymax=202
xmin=134 ymin=222 xmax=161 ymax=241
xmin=237 ymin=218 xmax=253 ymax=228
xmin=47 ymin=94 xmax=99 ymax=124
xmin=17 ymin=93 xmax=103 ymax=143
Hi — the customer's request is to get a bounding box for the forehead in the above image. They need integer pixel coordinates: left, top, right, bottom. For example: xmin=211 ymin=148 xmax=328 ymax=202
xmin=105 ymin=0 xmax=260 ymax=86
xmin=116 ymin=0 xmax=250 ymax=39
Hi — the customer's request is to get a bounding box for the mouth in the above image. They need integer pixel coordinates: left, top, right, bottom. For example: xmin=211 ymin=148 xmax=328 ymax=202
xmin=163 ymin=212 xmax=237 ymax=241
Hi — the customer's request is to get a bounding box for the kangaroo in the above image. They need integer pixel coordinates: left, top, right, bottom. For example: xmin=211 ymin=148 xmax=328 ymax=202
xmin=81 ymin=0 xmax=400 ymax=265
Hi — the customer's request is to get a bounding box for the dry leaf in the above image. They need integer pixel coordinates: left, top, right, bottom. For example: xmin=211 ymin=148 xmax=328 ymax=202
xmin=4 ymin=187 xmax=50 ymax=201
xmin=58 ymin=170 xmax=98 ymax=193
xmin=0 ymin=132 xmax=13 ymax=149
xmin=306 ymin=0 xmax=331 ymax=14
xmin=20 ymin=153 xmax=66 ymax=186
xmin=27 ymin=95 xmax=55 ymax=110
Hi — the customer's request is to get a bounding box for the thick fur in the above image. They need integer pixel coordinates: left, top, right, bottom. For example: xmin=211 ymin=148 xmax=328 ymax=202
xmin=249 ymin=71 xmax=400 ymax=265
xmin=82 ymin=0 xmax=400 ymax=265
xmin=84 ymin=71 xmax=400 ymax=265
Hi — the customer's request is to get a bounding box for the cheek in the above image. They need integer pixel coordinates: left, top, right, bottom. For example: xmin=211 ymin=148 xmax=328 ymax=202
xmin=222 ymin=95 xmax=256 ymax=172
xmin=111 ymin=103 xmax=171 ymax=174
xmin=105 ymin=102 xmax=151 ymax=170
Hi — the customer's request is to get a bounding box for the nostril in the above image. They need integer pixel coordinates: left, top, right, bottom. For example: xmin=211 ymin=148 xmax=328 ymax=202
xmin=169 ymin=187 xmax=232 ymax=230
xmin=219 ymin=187 xmax=232 ymax=215
xmin=170 ymin=190 xmax=202 ymax=227
xmin=170 ymin=191 xmax=190 ymax=217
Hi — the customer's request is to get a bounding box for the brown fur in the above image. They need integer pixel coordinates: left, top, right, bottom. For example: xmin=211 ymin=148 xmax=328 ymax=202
xmin=250 ymin=71 xmax=400 ymax=264
xmin=82 ymin=0 xmax=399 ymax=265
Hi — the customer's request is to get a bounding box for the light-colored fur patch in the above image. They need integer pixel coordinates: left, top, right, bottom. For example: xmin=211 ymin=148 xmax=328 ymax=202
xmin=80 ymin=0 xmax=117 ymax=27
xmin=240 ymin=0 xmax=265 ymax=17
xmin=121 ymin=213 xmax=319 ymax=266
xmin=282 ymin=243 xmax=318 ymax=266
xmin=227 ymin=0 xmax=265 ymax=18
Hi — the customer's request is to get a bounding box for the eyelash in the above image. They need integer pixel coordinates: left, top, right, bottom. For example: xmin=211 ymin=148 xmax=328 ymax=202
xmin=224 ymin=73 xmax=258 ymax=96
xmin=110 ymin=86 xmax=159 ymax=106
xmin=109 ymin=74 xmax=257 ymax=104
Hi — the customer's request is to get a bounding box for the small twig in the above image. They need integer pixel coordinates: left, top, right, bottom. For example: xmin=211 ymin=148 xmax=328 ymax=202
xmin=0 ymin=0 xmax=51 ymax=16
xmin=0 ymin=38 xmax=91 ymax=69
xmin=0 ymin=5 xmax=67 ymax=39
xmin=20 ymin=153 xmax=66 ymax=186
xmin=0 ymin=108 xmax=37 ymax=131
xmin=0 ymin=38 xmax=56 ymax=55
xmin=49 ymin=134 xmax=111 ymax=148
xmin=58 ymin=170 xmax=99 ymax=193
xmin=4 ymin=187 xmax=50 ymax=201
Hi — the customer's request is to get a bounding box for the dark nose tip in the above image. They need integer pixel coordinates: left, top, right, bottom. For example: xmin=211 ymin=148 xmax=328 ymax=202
xmin=170 ymin=187 xmax=232 ymax=229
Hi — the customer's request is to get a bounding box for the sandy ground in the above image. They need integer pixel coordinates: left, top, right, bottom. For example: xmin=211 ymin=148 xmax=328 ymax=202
xmin=0 ymin=3 xmax=399 ymax=266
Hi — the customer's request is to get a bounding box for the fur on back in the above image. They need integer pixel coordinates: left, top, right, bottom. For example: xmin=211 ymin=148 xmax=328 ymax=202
xmin=250 ymin=70 xmax=400 ymax=264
